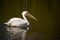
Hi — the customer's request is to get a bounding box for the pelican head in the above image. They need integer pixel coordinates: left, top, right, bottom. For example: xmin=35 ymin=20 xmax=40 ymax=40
xmin=22 ymin=11 xmax=37 ymax=21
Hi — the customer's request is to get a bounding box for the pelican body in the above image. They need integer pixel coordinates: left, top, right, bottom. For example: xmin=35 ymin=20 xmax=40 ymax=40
xmin=5 ymin=11 xmax=37 ymax=40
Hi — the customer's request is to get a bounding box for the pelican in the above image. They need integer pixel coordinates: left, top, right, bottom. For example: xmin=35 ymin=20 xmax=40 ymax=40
xmin=4 ymin=11 xmax=37 ymax=40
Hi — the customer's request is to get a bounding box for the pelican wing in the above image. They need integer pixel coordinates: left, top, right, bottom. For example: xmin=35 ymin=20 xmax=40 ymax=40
xmin=5 ymin=18 xmax=27 ymax=26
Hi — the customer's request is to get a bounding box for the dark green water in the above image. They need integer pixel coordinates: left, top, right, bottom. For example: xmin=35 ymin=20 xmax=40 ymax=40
xmin=0 ymin=0 xmax=60 ymax=40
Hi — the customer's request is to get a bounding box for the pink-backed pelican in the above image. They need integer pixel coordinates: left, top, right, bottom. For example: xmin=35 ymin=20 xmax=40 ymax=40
xmin=4 ymin=11 xmax=37 ymax=40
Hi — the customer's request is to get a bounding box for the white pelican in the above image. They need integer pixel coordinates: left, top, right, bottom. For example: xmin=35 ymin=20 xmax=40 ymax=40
xmin=4 ymin=11 xmax=37 ymax=40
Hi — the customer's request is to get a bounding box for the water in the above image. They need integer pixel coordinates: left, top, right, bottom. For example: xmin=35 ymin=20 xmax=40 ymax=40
xmin=0 ymin=0 xmax=59 ymax=40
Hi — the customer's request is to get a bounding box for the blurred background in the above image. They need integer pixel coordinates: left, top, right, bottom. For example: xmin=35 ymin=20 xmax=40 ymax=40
xmin=0 ymin=0 xmax=60 ymax=40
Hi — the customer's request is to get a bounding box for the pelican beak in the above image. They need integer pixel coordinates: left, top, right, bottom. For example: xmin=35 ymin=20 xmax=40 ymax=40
xmin=26 ymin=13 xmax=38 ymax=21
